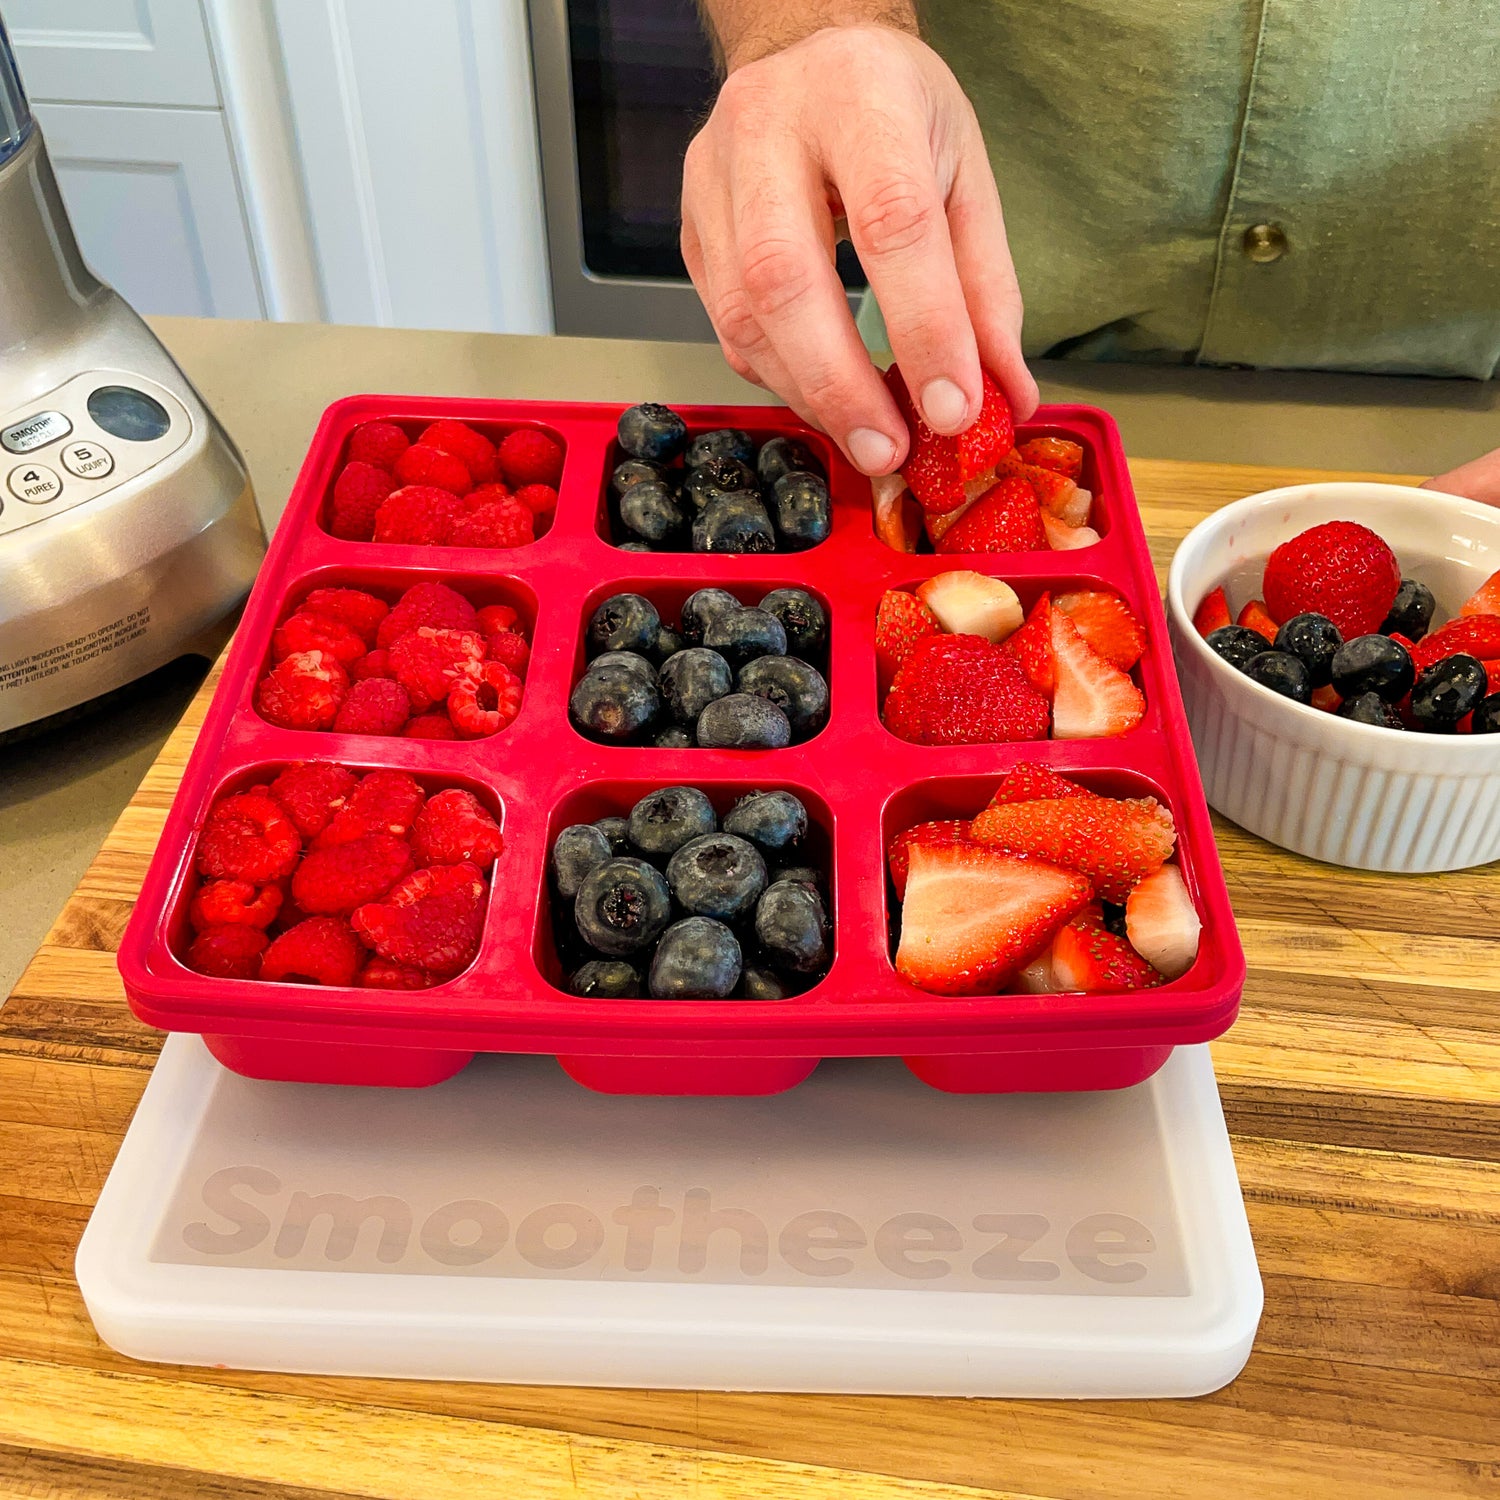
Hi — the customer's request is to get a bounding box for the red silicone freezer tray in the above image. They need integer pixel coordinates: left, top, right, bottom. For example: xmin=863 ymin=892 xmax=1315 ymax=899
xmin=118 ymin=395 xmax=1245 ymax=1095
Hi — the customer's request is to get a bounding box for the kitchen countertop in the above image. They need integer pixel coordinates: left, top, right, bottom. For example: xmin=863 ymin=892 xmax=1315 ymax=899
xmin=2 ymin=314 xmax=1497 ymax=1003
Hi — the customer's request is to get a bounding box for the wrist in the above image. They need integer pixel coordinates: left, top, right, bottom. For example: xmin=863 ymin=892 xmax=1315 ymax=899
xmin=715 ymin=10 xmax=919 ymax=74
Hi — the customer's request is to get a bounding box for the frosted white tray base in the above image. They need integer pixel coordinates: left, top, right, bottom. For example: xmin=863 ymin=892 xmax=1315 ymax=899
xmin=77 ymin=1037 xmax=1261 ymax=1398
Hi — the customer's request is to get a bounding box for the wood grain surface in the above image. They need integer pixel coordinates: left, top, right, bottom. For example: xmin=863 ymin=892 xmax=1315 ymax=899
xmin=2 ymin=458 xmax=1497 ymax=1500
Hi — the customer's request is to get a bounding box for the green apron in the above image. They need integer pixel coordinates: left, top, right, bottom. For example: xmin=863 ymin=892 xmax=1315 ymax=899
xmin=857 ymin=0 xmax=1500 ymax=377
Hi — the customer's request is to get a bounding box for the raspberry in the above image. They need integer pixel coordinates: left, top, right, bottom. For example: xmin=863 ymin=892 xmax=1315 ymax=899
xmin=333 ymin=676 xmax=411 ymax=735
xmin=449 ymin=498 xmax=535 ymax=549
xmin=352 ymin=862 xmax=487 ymax=977
xmin=447 ymin=660 xmax=523 ymax=737
xmin=390 ymin=626 xmax=486 ymax=711
xmin=405 ymin=713 xmax=459 ymax=739
xmin=372 ymin=485 xmax=463 ymax=546
xmin=463 ymin=482 xmax=511 ymax=512
xmin=497 ymin=428 xmax=564 ymax=488
xmin=420 ymin=419 xmax=500 ymax=485
xmin=350 ymin=648 xmax=392 ymax=682
xmin=187 ymin=925 xmax=268 ymax=979
xmin=376 ymin=581 xmax=480 ymax=648
xmin=393 ymin=443 xmax=472 ymax=495
xmin=411 ymin=789 xmax=505 ymax=871
xmin=255 ymin=650 xmax=349 ymax=731
xmin=358 ymin=958 xmax=434 ymax=990
xmin=329 ymin=462 xmax=395 ymax=541
xmin=261 ymin=917 xmax=362 ymax=987
xmin=315 ymin=769 xmax=426 ymax=847
xmin=271 ymin=610 xmax=367 ymax=668
xmin=292 ymin=832 xmax=414 ymax=915
xmin=347 ymin=420 xmax=411 ymax=471
xmin=189 ymin=879 xmax=284 ymax=932
xmin=268 ymin=762 xmax=357 ymax=839
xmin=512 ymin=482 xmax=558 ymax=518
xmin=300 ymin=587 xmax=390 ymax=645
xmin=197 ymin=792 xmax=302 ymax=882
xmin=475 ymin=604 xmax=518 ymax=635
xmin=485 ymin=628 xmax=529 ymax=677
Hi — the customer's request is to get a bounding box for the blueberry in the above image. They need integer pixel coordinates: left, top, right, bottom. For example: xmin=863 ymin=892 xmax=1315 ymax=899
xmin=704 ymin=606 xmax=787 ymax=668
xmin=551 ymin=823 xmax=613 ymax=898
xmin=1100 ymin=901 xmax=1128 ymax=938
xmin=1274 ymin=613 xmax=1342 ymax=688
xmin=682 ymin=456 xmax=756 ymax=510
xmin=1381 ymin=579 xmax=1436 ymax=641
xmin=587 ymin=593 xmax=660 ymax=657
xmin=1331 ymin=633 xmax=1415 ymax=703
xmin=1410 ymin=653 xmax=1488 ymax=728
xmin=575 ymin=858 xmax=672 ymax=956
xmin=628 ymin=785 xmax=717 ymax=860
xmin=736 ymin=656 xmax=830 ymax=736
xmin=1338 ymin=691 xmax=1403 ymax=729
xmin=648 ymin=625 xmax=683 ymax=665
xmin=620 ymin=479 xmax=684 ymax=545
xmin=648 ymin=917 xmax=742 ymax=999
xmin=617 ymin=402 xmax=687 ymax=463
xmin=652 ymin=725 xmax=696 ymax=749
xmin=611 ymin=458 xmax=666 ymax=497
xmin=754 ymin=879 xmax=830 ymax=975
xmin=693 ymin=493 xmax=776 ymax=553
xmin=617 ymin=541 xmax=654 ymax=553
xmin=1206 ymin=625 xmax=1269 ymax=673
xmin=723 ymin=790 xmax=808 ymax=855
xmin=570 ymin=670 xmax=659 ymax=741
xmin=594 ymin=815 xmax=632 ymax=854
xmin=739 ymin=966 xmax=791 ymax=1000
xmin=686 ymin=428 xmax=755 ymax=468
xmin=773 ymin=865 xmax=822 ymax=890
xmin=567 ymin=959 xmax=642 ymax=998
xmin=667 ymin=832 xmax=768 ymax=921
xmin=659 ymin=647 xmax=733 ymax=724
xmin=585 ymin=649 xmax=657 ymax=685
xmin=758 ymin=588 xmax=828 ymax=658
xmin=1244 ymin=650 xmax=1312 ymax=703
xmin=696 ymin=694 xmax=792 ymax=749
xmin=680 ymin=587 xmax=742 ymax=646
xmin=771 ymin=471 xmax=832 ymax=550
xmin=1472 ymin=693 xmax=1500 ymax=734
xmin=757 ymin=435 xmax=824 ymax=488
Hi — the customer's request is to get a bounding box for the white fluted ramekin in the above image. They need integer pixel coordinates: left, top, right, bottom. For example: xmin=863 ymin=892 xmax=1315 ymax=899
xmin=1167 ymin=481 xmax=1500 ymax=873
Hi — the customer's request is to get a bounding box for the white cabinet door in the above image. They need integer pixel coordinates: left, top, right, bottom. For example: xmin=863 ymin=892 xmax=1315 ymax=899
xmin=35 ymin=102 xmax=264 ymax=318
xmin=6 ymin=0 xmax=219 ymax=107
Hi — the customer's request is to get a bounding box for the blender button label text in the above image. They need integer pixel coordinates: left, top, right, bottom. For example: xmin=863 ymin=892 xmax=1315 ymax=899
xmin=61 ymin=441 xmax=113 ymax=479
xmin=2 ymin=411 xmax=72 ymax=452
xmin=7 ymin=462 xmax=62 ymax=503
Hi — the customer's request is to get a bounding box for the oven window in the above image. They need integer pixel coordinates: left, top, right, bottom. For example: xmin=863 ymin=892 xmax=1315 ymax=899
xmin=567 ymin=0 xmax=866 ymax=287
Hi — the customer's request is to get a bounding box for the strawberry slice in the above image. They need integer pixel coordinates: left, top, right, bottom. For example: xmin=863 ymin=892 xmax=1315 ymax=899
xmin=884 ymin=634 xmax=1050 ymax=745
xmin=887 ymin=818 xmax=974 ymax=898
xmin=984 ymin=762 xmax=1090 ymax=808
xmin=1310 ymin=684 xmax=1342 ymax=712
xmin=1412 ymin=615 xmax=1500 ymax=668
xmin=1054 ymin=590 xmax=1147 ymax=670
xmin=895 ymin=843 xmax=1092 ymax=995
xmin=1192 ymin=586 xmax=1231 ymax=637
xmin=876 ymin=589 xmax=941 ymax=692
xmin=1006 ymin=593 xmax=1056 ymax=697
xmin=1011 ymin=951 xmax=1064 ymax=993
xmin=916 ymin=570 xmax=1022 ymax=642
xmin=871 ymin=472 xmax=922 ymax=553
xmin=1237 ymin=599 xmax=1279 ymax=644
xmin=1017 ymin=436 xmax=1083 ymax=480
xmin=1040 ymin=511 xmax=1101 ymax=550
xmin=1023 ymin=464 xmax=1092 ymax=526
xmin=1050 ymin=906 xmax=1162 ymax=993
xmin=1123 ymin=864 xmax=1201 ymax=980
xmin=1460 ymin=567 xmax=1500 ymax=618
xmin=886 ymin=364 xmax=1015 ymax=514
xmin=1049 ymin=609 xmax=1146 ymax=738
xmin=969 ymin=791 xmax=1176 ymax=902
xmin=936 ymin=476 xmax=1045 ymax=553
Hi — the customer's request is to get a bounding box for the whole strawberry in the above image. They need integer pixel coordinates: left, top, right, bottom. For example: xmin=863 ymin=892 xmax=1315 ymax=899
xmin=1263 ymin=521 xmax=1400 ymax=639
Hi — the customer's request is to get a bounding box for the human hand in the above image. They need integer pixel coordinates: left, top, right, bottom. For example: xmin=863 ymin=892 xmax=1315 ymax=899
xmin=681 ymin=24 xmax=1037 ymax=477
xmin=1424 ymin=447 xmax=1500 ymax=505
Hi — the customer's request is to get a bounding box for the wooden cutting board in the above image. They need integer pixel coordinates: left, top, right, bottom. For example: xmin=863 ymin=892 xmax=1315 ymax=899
xmin=2 ymin=457 xmax=1496 ymax=1500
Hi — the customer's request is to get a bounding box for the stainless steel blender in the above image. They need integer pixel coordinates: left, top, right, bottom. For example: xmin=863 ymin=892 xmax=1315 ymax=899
xmin=0 ymin=16 xmax=264 ymax=739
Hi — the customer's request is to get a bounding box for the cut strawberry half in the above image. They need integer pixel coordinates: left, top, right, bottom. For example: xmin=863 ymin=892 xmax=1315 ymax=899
xmin=1005 ymin=592 xmax=1056 ymax=697
xmin=1459 ymin=567 xmax=1500 ymax=618
xmin=916 ymin=570 xmax=1022 ymax=642
xmin=1017 ymin=436 xmax=1083 ymax=480
xmin=1192 ymin=586 xmax=1231 ymax=637
xmin=871 ymin=472 xmax=922 ymax=553
xmin=1123 ymin=863 xmax=1200 ymax=980
xmin=969 ymin=791 xmax=1176 ymax=902
xmin=1054 ymin=590 xmax=1147 ymax=670
xmin=1023 ymin=464 xmax=1092 ymax=527
xmin=886 ymin=364 xmax=1014 ymax=514
xmin=983 ymin=762 xmax=1090 ymax=809
xmin=1039 ymin=511 xmax=1101 ymax=550
xmin=1049 ymin=609 xmax=1146 ymax=739
xmin=1310 ymin=684 xmax=1342 ymax=712
xmin=876 ymin=588 xmax=941 ymax=693
xmin=935 ymin=476 xmax=1045 ymax=554
xmin=1412 ymin=614 xmax=1500 ymax=668
xmin=1050 ymin=906 xmax=1163 ymax=993
xmin=887 ymin=818 xmax=974 ymax=899
xmin=884 ymin=634 xmax=1049 ymax=745
xmin=1237 ymin=598 xmax=1279 ymax=644
xmin=895 ymin=843 xmax=1092 ymax=996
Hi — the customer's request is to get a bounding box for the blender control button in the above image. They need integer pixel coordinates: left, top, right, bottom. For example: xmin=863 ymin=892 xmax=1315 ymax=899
xmin=61 ymin=441 xmax=113 ymax=479
xmin=7 ymin=462 xmax=62 ymax=503
xmin=2 ymin=411 xmax=72 ymax=453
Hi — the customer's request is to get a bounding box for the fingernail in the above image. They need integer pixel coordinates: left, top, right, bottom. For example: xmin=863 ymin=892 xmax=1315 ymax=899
xmin=920 ymin=378 xmax=969 ymax=434
xmin=848 ymin=427 xmax=898 ymax=475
